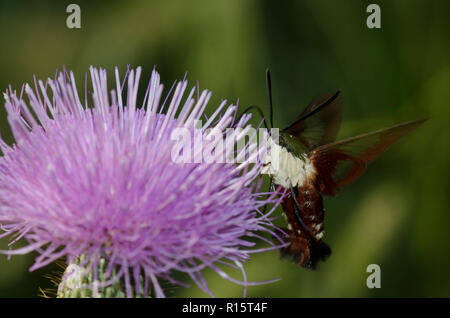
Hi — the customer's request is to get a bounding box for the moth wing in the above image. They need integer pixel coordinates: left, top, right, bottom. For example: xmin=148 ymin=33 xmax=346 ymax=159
xmin=309 ymin=119 xmax=426 ymax=196
xmin=283 ymin=91 xmax=342 ymax=149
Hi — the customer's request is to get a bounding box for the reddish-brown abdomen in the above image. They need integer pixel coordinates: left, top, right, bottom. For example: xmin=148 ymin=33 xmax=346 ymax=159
xmin=279 ymin=180 xmax=331 ymax=269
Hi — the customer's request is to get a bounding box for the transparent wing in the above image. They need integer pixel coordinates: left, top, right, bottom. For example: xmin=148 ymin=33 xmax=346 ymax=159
xmin=310 ymin=119 xmax=426 ymax=196
xmin=283 ymin=91 xmax=342 ymax=149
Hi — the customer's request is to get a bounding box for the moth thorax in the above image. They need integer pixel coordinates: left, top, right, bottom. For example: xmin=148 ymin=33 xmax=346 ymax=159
xmin=261 ymin=142 xmax=316 ymax=188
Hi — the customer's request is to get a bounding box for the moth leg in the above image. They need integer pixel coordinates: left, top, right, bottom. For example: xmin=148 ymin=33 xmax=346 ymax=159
xmin=261 ymin=178 xmax=275 ymax=215
xmin=269 ymin=178 xmax=275 ymax=192
xmin=290 ymin=186 xmax=315 ymax=238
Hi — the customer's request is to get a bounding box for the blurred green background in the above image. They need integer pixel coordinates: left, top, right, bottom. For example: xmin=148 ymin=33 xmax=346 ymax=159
xmin=0 ymin=0 xmax=449 ymax=297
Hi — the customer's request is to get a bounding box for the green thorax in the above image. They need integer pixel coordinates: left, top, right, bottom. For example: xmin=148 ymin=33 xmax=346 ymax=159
xmin=279 ymin=131 xmax=308 ymax=158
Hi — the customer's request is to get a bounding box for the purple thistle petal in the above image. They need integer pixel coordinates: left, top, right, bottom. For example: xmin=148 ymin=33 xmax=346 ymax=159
xmin=0 ymin=66 xmax=285 ymax=297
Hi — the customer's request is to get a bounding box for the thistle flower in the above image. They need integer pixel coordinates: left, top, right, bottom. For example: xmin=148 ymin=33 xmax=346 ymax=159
xmin=0 ymin=66 xmax=285 ymax=297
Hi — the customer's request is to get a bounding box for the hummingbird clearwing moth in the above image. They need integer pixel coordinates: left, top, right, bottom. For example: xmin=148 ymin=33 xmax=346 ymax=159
xmin=254 ymin=69 xmax=426 ymax=269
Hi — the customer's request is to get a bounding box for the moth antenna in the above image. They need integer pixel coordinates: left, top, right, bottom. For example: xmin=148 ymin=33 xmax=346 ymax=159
xmin=266 ymin=68 xmax=274 ymax=129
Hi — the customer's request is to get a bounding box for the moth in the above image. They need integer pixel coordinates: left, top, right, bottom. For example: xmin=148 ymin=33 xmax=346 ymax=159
xmin=250 ymin=69 xmax=425 ymax=269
